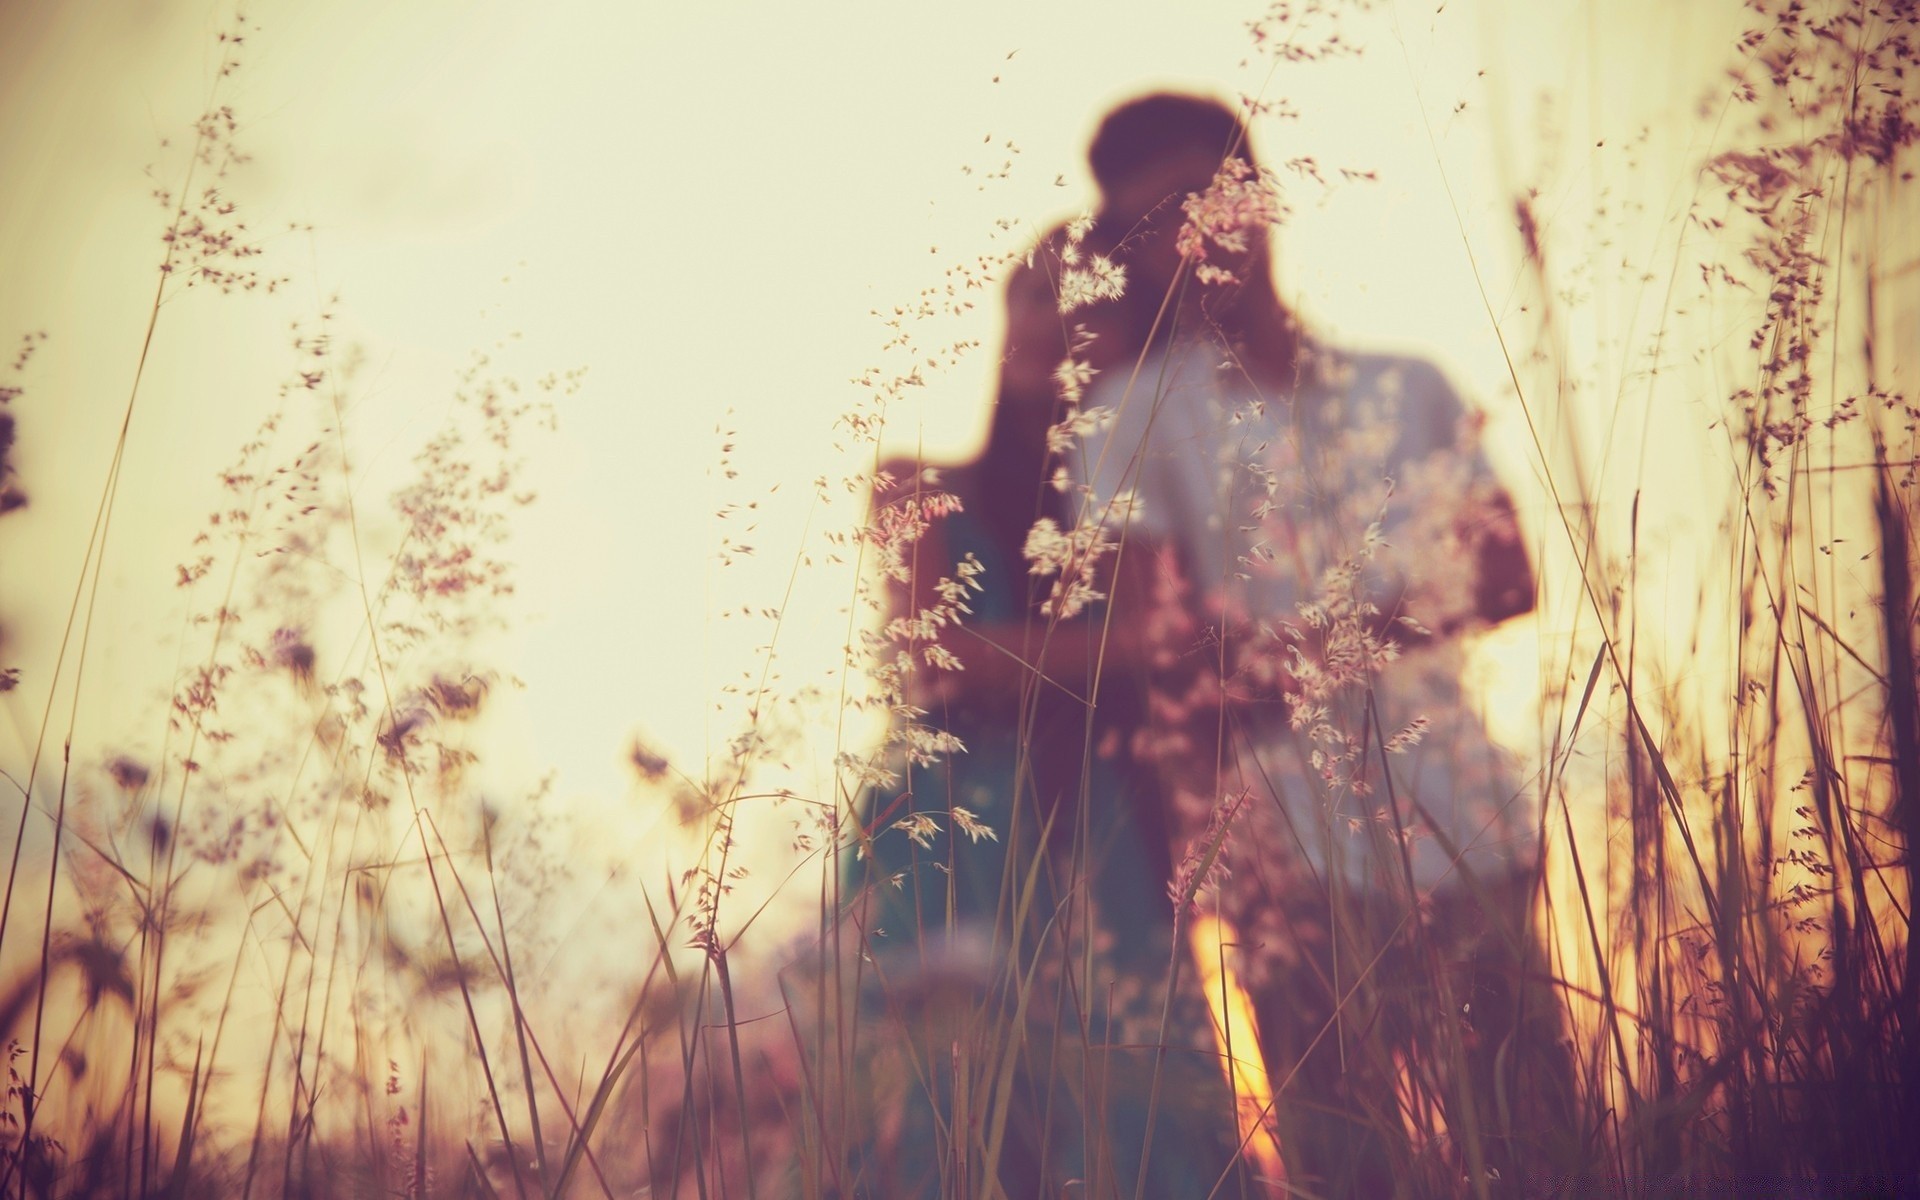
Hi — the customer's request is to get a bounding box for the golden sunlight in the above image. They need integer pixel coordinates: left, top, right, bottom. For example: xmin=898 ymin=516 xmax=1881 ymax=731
xmin=1 ymin=0 xmax=1912 ymax=1195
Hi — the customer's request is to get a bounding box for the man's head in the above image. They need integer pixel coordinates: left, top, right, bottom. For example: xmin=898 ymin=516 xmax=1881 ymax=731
xmin=1088 ymin=92 xmax=1254 ymax=222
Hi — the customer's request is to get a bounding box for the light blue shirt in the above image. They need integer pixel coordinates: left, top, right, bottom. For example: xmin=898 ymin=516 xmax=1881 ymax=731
xmin=1072 ymin=338 xmax=1535 ymax=891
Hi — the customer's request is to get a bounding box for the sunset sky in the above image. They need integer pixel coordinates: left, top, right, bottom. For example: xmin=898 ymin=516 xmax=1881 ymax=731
xmin=0 ymin=0 xmax=1831 ymax=948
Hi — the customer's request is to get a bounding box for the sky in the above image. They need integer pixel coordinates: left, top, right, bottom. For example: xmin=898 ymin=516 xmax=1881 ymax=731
xmin=0 ymin=0 xmax=1808 ymax=955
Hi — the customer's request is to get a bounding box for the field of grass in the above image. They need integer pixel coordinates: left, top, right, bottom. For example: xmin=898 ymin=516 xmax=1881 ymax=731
xmin=1 ymin=1 xmax=1915 ymax=1196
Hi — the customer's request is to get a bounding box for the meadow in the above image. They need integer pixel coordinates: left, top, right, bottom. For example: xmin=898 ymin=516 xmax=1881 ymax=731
xmin=0 ymin=1 xmax=1915 ymax=1196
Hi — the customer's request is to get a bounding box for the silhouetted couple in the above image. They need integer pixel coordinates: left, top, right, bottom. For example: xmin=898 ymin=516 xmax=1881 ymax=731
xmin=852 ymin=91 xmax=1574 ymax=1198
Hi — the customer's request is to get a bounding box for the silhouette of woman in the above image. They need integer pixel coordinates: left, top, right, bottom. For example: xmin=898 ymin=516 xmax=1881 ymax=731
xmin=845 ymin=95 xmax=1275 ymax=1200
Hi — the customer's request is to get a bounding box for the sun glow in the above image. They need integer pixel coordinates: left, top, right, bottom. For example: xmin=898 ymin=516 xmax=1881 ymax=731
xmin=2 ymin=0 xmax=1913 ymax=1194
xmin=1189 ymin=913 xmax=1289 ymax=1187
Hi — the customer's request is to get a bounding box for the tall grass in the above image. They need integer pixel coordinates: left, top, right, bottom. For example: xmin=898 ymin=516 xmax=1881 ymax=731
xmin=1 ymin=1 xmax=1914 ymax=1197
xmin=1489 ymin=1 xmax=1919 ymax=1188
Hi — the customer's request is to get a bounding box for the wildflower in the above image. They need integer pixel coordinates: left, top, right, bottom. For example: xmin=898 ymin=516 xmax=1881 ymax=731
xmin=1383 ymin=716 xmax=1430 ymax=754
xmin=1168 ymin=791 xmax=1251 ymax=918
xmin=1046 ymin=405 xmax=1114 ymax=455
xmin=836 ymin=750 xmax=898 ymax=790
xmin=1176 ymin=158 xmax=1287 ymax=285
xmin=892 ymin=812 xmax=942 ymax=849
xmin=1358 ymin=518 xmax=1388 ymax=558
xmin=1057 ymin=253 xmax=1127 ymax=314
xmin=1022 ymin=514 xmax=1116 ymax=619
xmin=950 ymin=806 xmax=998 ymax=843
xmin=1053 ymin=355 xmax=1098 ymax=406
xmin=1022 ymin=518 xmax=1071 ymax=574
xmin=894 ymin=722 xmax=965 ymax=768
